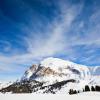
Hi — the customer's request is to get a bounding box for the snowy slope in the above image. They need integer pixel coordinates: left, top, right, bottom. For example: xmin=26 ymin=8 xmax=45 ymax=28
xmin=0 ymin=82 xmax=12 ymax=90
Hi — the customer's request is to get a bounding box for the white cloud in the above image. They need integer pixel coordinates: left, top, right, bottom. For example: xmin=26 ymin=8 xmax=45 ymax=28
xmin=0 ymin=1 xmax=84 ymax=65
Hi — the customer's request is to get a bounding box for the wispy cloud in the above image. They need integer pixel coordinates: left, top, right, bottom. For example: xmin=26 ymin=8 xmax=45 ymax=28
xmin=0 ymin=1 xmax=84 ymax=64
xmin=0 ymin=0 xmax=100 ymax=81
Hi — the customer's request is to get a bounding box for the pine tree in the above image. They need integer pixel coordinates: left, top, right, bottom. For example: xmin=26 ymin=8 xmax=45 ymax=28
xmin=83 ymin=88 xmax=85 ymax=92
xmin=69 ymin=89 xmax=73 ymax=95
xmin=85 ymin=85 xmax=90 ymax=92
xmin=95 ymin=85 xmax=100 ymax=91
xmin=77 ymin=90 xmax=80 ymax=93
xmin=91 ymin=86 xmax=95 ymax=91
xmin=73 ymin=90 xmax=77 ymax=94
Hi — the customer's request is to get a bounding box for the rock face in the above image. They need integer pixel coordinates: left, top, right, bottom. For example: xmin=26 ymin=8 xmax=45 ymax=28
xmin=21 ymin=64 xmax=38 ymax=80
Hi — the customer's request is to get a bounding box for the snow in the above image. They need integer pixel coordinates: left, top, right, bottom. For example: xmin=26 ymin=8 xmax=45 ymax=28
xmin=22 ymin=70 xmax=33 ymax=80
xmin=0 ymin=93 xmax=100 ymax=100
xmin=41 ymin=57 xmax=91 ymax=78
xmin=0 ymin=82 xmax=12 ymax=90
xmin=21 ymin=64 xmax=38 ymax=81
xmin=76 ymin=92 xmax=100 ymax=96
xmin=21 ymin=57 xmax=93 ymax=85
xmin=41 ymin=57 xmax=72 ymax=71
xmin=40 ymin=57 xmax=91 ymax=84
xmin=90 ymin=76 xmax=100 ymax=85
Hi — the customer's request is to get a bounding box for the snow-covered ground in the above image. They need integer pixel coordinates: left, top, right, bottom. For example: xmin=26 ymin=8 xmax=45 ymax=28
xmin=77 ymin=92 xmax=100 ymax=96
xmin=0 ymin=93 xmax=100 ymax=100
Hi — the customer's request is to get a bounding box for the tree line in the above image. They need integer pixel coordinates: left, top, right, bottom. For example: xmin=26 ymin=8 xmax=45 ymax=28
xmin=69 ymin=85 xmax=100 ymax=95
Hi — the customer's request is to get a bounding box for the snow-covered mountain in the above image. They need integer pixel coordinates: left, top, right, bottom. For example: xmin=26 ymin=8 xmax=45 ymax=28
xmin=0 ymin=57 xmax=100 ymax=94
xmin=21 ymin=57 xmax=91 ymax=85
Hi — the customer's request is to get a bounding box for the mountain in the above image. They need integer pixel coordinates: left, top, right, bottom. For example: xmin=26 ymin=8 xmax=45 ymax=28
xmin=0 ymin=57 xmax=100 ymax=94
xmin=21 ymin=57 xmax=91 ymax=84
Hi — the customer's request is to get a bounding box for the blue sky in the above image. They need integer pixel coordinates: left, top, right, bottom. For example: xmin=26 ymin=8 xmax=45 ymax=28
xmin=0 ymin=0 xmax=100 ymax=81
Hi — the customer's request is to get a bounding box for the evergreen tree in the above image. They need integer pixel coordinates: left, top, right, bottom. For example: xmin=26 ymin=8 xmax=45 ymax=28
xmin=83 ymin=88 xmax=85 ymax=92
xmin=73 ymin=90 xmax=77 ymax=94
xmin=69 ymin=89 xmax=73 ymax=95
xmin=91 ymin=86 xmax=95 ymax=91
xmin=95 ymin=86 xmax=100 ymax=91
xmin=85 ymin=85 xmax=90 ymax=92
xmin=77 ymin=90 xmax=80 ymax=93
